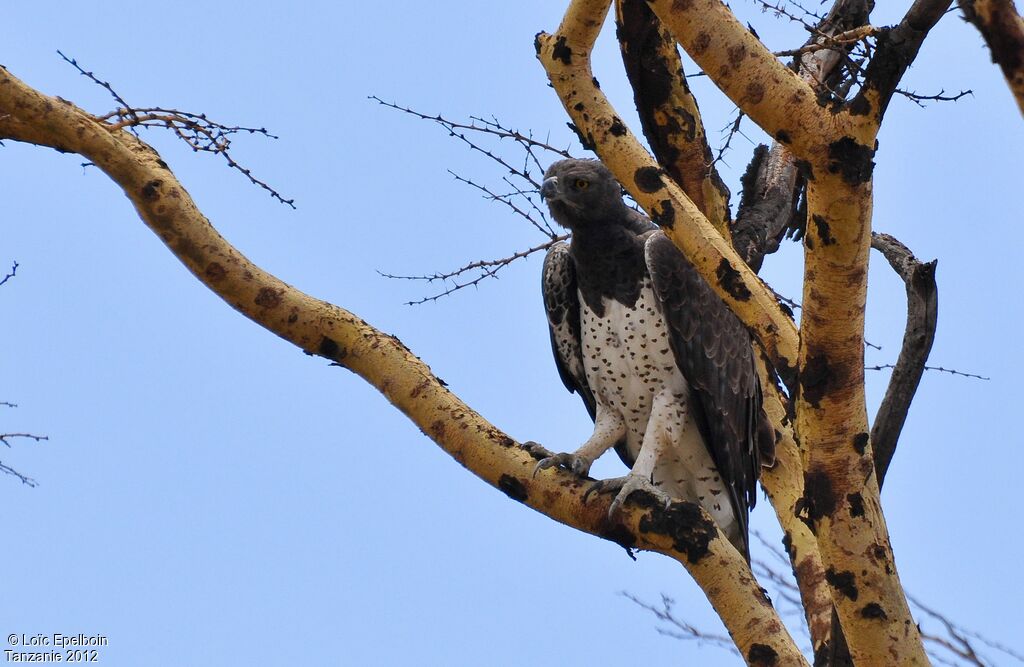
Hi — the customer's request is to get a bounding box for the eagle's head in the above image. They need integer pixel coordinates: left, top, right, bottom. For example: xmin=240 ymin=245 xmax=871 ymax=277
xmin=541 ymin=159 xmax=627 ymax=230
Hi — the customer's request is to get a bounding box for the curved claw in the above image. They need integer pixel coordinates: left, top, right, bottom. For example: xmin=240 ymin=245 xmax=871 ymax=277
xmin=532 ymin=451 xmax=593 ymax=479
xmin=584 ymin=474 xmax=674 ymax=516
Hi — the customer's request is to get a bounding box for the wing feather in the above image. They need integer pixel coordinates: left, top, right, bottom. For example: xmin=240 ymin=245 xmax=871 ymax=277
xmin=644 ymin=232 xmax=765 ymax=546
xmin=542 ymin=241 xmax=597 ymax=421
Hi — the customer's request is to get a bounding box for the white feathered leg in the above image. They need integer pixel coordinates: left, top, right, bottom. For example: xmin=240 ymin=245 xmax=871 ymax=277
xmin=533 ymin=404 xmax=626 ymax=477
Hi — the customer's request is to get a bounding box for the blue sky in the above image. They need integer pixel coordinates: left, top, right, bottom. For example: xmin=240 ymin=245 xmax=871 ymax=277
xmin=2 ymin=2 xmax=1021 ymax=665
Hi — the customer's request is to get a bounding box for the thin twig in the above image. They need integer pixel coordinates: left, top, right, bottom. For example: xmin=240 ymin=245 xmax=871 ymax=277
xmin=0 ymin=433 xmax=49 ymax=447
xmin=0 ymin=461 xmax=37 ymax=487
xmin=58 ymin=50 xmax=137 ymax=128
xmin=0 ymin=261 xmax=18 ymax=287
xmin=59 ymin=51 xmax=293 ymax=207
xmin=379 ymin=237 xmax=566 ymax=305
xmin=866 ymin=363 xmax=989 ymax=380
xmin=448 ymin=170 xmax=557 ymax=238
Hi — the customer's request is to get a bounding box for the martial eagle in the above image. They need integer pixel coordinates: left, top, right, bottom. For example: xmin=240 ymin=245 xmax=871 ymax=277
xmin=534 ymin=159 xmax=773 ymax=556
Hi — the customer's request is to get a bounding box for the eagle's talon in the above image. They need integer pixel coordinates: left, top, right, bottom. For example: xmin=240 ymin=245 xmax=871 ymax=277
xmin=523 ymin=440 xmax=554 ymax=460
xmin=532 ymin=451 xmax=593 ymax=479
xmin=585 ymin=473 xmax=674 ymax=516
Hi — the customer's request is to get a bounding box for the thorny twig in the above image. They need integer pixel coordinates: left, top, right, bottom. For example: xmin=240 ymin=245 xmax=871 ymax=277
xmin=0 ymin=261 xmax=18 ymax=288
xmin=895 ymin=87 xmax=973 ymax=106
xmin=620 ymin=592 xmax=740 ymax=654
xmin=58 ymin=51 xmax=294 ymax=207
xmin=58 ymin=51 xmax=136 ymax=127
xmin=370 ymin=96 xmax=575 ymax=188
xmin=379 ymin=236 xmax=567 ymax=305
xmin=0 ymin=431 xmax=47 ymax=488
xmin=373 ymin=98 xmax=583 ymax=302
xmin=447 ymin=170 xmax=558 ymax=238
xmin=712 ymin=110 xmax=749 ymax=168
xmin=866 ymin=363 xmax=989 ymax=380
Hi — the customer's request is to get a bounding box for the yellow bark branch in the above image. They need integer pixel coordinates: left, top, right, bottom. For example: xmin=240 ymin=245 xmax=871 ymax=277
xmin=755 ymin=361 xmax=833 ymax=658
xmin=645 ymin=0 xmax=852 ymax=161
xmin=796 ymin=174 xmax=928 ymax=665
xmin=0 ymin=65 xmax=806 ymax=666
xmin=535 ymin=0 xmax=800 ymax=381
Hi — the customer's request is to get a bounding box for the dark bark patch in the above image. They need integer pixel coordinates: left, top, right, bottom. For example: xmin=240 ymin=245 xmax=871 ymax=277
xmin=693 ymin=32 xmax=711 ymax=55
xmin=811 ymin=214 xmax=836 ymax=246
xmin=634 ymin=166 xmax=665 ymax=193
xmin=318 ymin=336 xmax=345 ymax=360
xmin=847 ymin=94 xmax=872 ymax=116
xmin=800 ymin=468 xmax=836 ymax=522
xmin=852 ymin=432 xmax=869 ymax=455
xmin=715 ymin=259 xmax=752 ymax=301
xmin=782 ymin=531 xmax=795 ymax=561
xmin=861 ymin=602 xmax=888 ymax=620
xmin=651 ymin=199 xmax=676 ymax=228
xmin=827 ymin=136 xmax=875 ymax=186
xmin=141 ymin=179 xmax=163 ymax=201
xmin=204 ymin=262 xmax=226 ymax=282
xmin=566 ymin=122 xmax=596 ymax=151
xmin=728 ymin=44 xmax=747 ymax=66
xmin=592 ymin=76 xmax=601 ymax=89
xmin=498 ymin=474 xmax=529 ymax=503
xmin=599 ymin=522 xmax=638 ymax=552
xmin=847 ymin=492 xmax=865 ymax=518
xmin=745 ymin=81 xmax=765 ymax=105
xmin=748 ymin=644 xmax=778 ymax=666
xmin=825 ymin=568 xmax=859 ymax=601
xmin=552 ymin=35 xmax=572 ymax=64
xmin=638 ymin=500 xmax=718 ymax=564
xmin=775 ymin=129 xmax=791 ymax=144
xmin=672 ymin=0 xmax=694 ymax=10
xmin=609 ymin=116 xmax=627 ymax=136
xmin=254 ymin=287 xmax=283 ymax=309
xmin=573 ymin=102 xmax=585 ymax=112
xmin=800 ymin=351 xmax=831 ymax=409
xmin=794 ymin=158 xmax=815 ymax=181
xmin=677 ymin=108 xmax=697 ymax=141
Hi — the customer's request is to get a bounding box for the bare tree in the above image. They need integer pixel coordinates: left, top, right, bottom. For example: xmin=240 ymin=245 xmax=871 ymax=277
xmin=1 ymin=0 xmax=1021 ymax=664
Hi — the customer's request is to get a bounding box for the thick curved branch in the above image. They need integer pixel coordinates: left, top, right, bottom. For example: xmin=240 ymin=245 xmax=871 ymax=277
xmin=959 ymin=0 xmax=1024 ymax=114
xmin=870 ymin=233 xmax=938 ymax=489
xmin=615 ymin=0 xmax=732 ymax=233
xmin=535 ymin=0 xmax=801 ymax=386
xmin=755 ymin=361 xmax=834 ymax=660
xmin=0 ymin=65 xmax=806 ymax=666
xmin=645 ymin=0 xmax=853 ymax=161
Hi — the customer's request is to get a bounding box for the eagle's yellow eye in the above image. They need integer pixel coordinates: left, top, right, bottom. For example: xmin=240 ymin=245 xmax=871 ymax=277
xmin=574 ymin=179 xmax=590 ymax=190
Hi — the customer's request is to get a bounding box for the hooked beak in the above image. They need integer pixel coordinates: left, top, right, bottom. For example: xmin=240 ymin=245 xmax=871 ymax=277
xmin=540 ymin=176 xmax=559 ymax=201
